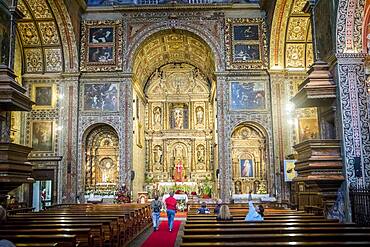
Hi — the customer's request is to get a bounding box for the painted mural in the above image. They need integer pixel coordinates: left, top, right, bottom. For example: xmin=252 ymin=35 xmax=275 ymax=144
xmin=83 ymin=83 xmax=118 ymax=111
xmin=230 ymin=81 xmax=265 ymax=110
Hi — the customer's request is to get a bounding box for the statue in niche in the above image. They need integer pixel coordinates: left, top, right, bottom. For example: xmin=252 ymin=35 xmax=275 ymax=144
xmin=153 ymin=145 xmax=162 ymax=165
xmin=235 ymin=180 xmax=242 ymax=194
xmin=197 ymin=145 xmax=205 ymax=163
xmin=196 ymin=106 xmax=204 ymax=125
xmin=174 ymin=108 xmax=183 ymax=129
xmin=98 ymin=158 xmax=115 ymax=184
xmin=153 ymin=107 xmax=161 ymax=125
xmin=173 ymin=144 xmax=185 ymax=182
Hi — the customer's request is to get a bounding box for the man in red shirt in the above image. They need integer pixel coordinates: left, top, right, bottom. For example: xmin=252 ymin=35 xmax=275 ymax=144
xmin=165 ymin=191 xmax=177 ymax=232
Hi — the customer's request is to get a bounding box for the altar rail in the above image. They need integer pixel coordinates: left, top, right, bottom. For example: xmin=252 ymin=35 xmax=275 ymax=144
xmin=349 ymin=185 xmax=370 ymax=226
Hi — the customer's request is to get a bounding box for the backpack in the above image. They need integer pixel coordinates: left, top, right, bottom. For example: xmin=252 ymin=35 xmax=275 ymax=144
xmin=153 ymin=201 xmax=161 ymax=213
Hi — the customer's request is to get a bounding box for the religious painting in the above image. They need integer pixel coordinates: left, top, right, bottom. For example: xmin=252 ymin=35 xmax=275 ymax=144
xmin=31 ymin=121 xmax=53 ymax=152
xmin=233 ymin=44 xmax=260 ymax=61
xmin=298 ymin=118 xmax=319 ymax=142
xmin=169 ymin=103 xmax=188 ymax=129
xmin=225 ymin=18 xmax=267 ymax=70
xmin=31 ymin=83 xmax=56 ymax=109
xmin=284 ymin=160 xmax=297 ymax=182
xmin=0 ymin=5 xmax=10 ymax=65
xmin=88 ymin=46 xmax=114 ymax=63
xmin=233 ymin=25 xmax=259 ymax=41
xmin=230 ymin=81 xmax=265 ymax=110
xmin=89 ymin=27 xmax=114 ymax=44
xmin=152 ymin=106 xmax=162 ymax=127
xmin=83 ymin=83 xmax=118 ymax=111
xmin=97 ymin=157 xmax=116 ymax=184
xmin=81 ymin=20 xmax=122 ymax=71
xmin=240 ymin=159 xmax=254 ymax=177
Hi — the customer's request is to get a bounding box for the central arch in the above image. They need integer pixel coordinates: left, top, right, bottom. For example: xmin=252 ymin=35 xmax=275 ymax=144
xmin=130 ymin=29 xmax=219 ymax=199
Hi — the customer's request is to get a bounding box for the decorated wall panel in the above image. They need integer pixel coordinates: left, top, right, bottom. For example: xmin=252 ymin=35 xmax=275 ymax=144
xmin=80 ymin=20 xmax=123 ymax=72
xmin=225 ymin=18 xmax=268 ymax=70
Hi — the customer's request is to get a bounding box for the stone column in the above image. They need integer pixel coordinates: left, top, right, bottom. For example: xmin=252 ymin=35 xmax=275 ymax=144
xmin=337 ymin=53 xmax=370 ymax=220
xmin=120 ymin=74 xmax=134 ymax=191
xmin=337 ymin=53 xmax=370 ymax=187
xmin=215 ymin=73 xmax=232 ymax=203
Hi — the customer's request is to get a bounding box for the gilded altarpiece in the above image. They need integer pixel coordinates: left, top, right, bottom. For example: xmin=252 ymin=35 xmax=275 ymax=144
xmin=144 ymin=63 xmax=215 ymax=188
xmin=231 ymin=124 xmax=267 ymax=194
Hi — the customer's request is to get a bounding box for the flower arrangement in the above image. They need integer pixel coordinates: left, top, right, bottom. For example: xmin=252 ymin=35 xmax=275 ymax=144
xmin=114 ymin=186 xmax=130 ymax=204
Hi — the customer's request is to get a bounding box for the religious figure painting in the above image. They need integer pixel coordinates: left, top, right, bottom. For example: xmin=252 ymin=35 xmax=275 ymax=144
xmin=233 ymin=44 xmax=260 ymax=61
xmin=83 ymin=83 xmax=118 ymax=111
xmin=153 ymin=107 xmax=161 ymax=126
xmin=230 ymin=81 xmax=265 ymax=110
xmin=88 ymin=46 xmax=114 ymax=63
xmin=81 ymin=20 xmax=122 ymax=71
xmin=0 ymin=8 xmax=10 ymax=65
xmin=240 ymin=159 xmax=254 ymax=177
xmin=284 ymin=160 xmax=297 ymax=182
xmin=298 ymin=118 xmax=319 ymax=142
xmin=31 ymin=121 xmax=53 ymax=152
xmin=35 ymin=86 xmax=52 ymax=106
xmin=233 ymin=25 xmax=259 ymax=41
xmin=195 ymin=106 xmax=204 ymax=125
xmin=89 ymin=27 xmax=114 ymax=44
xmin=169 ymin=103 xmax=188 ymax=129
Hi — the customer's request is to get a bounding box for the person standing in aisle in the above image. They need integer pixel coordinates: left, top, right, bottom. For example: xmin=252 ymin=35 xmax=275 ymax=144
xmin=165 ymin=191 xmax=177 ymax=232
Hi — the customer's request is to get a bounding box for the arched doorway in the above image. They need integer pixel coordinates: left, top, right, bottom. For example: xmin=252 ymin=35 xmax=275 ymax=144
xmin=231 ymin=123 xmax=268 ymax=195
xmin=131 ymin=29 xmax=218 ymax=198
xmin=84 ymin=124 xmax=119 ymax=195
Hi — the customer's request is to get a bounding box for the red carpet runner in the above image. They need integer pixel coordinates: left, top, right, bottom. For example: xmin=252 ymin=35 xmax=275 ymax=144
xmin=141 ymin=220 xmax=181 ymax=247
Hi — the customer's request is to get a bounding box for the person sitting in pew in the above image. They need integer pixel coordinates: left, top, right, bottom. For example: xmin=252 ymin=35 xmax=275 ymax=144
xmin=244 ymin=191 xmax=264 ymax=221
xmin=0 ymin=239 xmax=15 ymax=247
xmin=0 ymin=205 xmax=7 ymax=224
xmin=216 ymin=205 xmax=233 ymax=220
xmin=197 ymin=202 xmax=210 ymax=214
xmin=214 ymin=199 xmax=222 ymax=214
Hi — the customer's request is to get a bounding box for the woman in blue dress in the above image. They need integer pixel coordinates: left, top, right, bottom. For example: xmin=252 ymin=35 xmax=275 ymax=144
xmin=245 ymin=191 xmax=264 ymax=221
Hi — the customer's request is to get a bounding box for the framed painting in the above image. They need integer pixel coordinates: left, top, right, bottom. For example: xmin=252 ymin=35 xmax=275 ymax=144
xmin=0 ymin=4 xmax=10 ymax=65
xmin=225 ymin=18 xmax=267 ymax=70
xmin=81 ymin=20 xmax=122 ymax=71
xmin=240 ymin=159 xmax=254 ymax=177
xmin=284 ymin=160 xmax=297 ymax=182
xmin=83 ymin=83 xmax=118 ymax=111
xmin=31 ymin=121 xmax=53 ymax=152
xmin=31 ymin=83 xmax=56 ymax=109
xmin=230 ymin=81 xmax=266 ymax=110
xmin=233 ymin=25 xmax=259 ymax=41
xmin=169 ymin=103 xmax=189 ymax=129
xmin=298 ymin=118 xmax=319 ymax=142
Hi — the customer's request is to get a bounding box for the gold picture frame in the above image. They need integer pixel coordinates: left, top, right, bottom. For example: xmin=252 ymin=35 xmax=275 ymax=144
xmin=31 ymin=83 xmax=57 ymax=109
xmin=30 ymin=120 xmax=54 ymax=152
xmin=225 ymin=18 xmax=267 ymax=70
xmin=80 ymin=20 xmax=123 ymax=72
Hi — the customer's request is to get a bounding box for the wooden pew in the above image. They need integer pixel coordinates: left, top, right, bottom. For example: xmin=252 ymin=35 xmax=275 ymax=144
xmin=0 ymin=234 xmax=78 ymax=247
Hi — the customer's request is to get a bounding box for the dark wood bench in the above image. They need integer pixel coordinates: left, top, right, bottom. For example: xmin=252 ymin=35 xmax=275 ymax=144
xmin=0 ymin=234 xmax=78 ymax=247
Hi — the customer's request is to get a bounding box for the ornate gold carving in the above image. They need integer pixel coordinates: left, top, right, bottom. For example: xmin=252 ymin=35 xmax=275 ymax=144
xmin=17 ymin=22 xmax=41 ymax=46
xmin=287 ymin=17 xmax=309 ymax=42
xmin=44 ymin=48 xmax=62 ymax=72
xmin=225 ymin=18 xmax=268 ymax=70
xmin=38 ymin=21 xmax=60 ymax=45
xmin=24 ymin=48 xmax=43 ymax=73
xmin=17 ymin=0 xmax=32 ymax=20
xmin=291 ymin=0 xmax=308 ymax=14
xmin=27 ymin=0 xmax=53 ymax=19
xmin=306 ymin=43 xmax=314 ymax=67
xmin=132 ymin=30 xmax=215 ymax=89
xmin=286 ymin=43 xmax=305 ymax=68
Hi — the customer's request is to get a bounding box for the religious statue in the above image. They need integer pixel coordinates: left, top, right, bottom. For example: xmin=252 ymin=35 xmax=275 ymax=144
xmin=153 ymin=107 xmax=161 ymax=125
xmin=197 ymin=145 xmax=205 ymax=163
xmin=174 ymin=157 xmax=184 ymax=182
xmin=153 ymin=145 xmax=162 ymax=165
xmin=196 ymin=107 xmax=204 ymax=125
xmin=99 ymin=158 xmax=115 ymax=183
xmin=173 ymin=144 xmax=185 ymax=181
xmin=174 ymin=108 xmax=183 ymax=129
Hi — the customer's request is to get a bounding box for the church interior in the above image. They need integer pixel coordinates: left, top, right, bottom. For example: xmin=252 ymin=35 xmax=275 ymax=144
xmin=1 ymin=0 xmax=370 ymax=246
